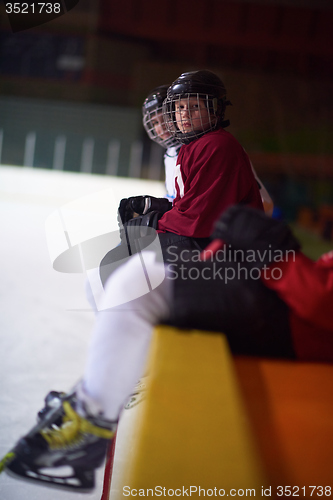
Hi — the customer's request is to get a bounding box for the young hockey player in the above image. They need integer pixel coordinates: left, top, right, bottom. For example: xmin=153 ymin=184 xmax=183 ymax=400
xmin=142 ymin=84 xmax=180 ymax=202
xmin=123 ymin=81 xmax=273 ymax=224
xmin=156 ymin=70 xmax=263 ymax=238
xmin=4 ymin=206 xmax=333 ymax=492
xmin=115 ymin=85 xmax=180 ymax=242
xmin=100 ymin=70 xmax=264 ymax=285
xmin=134 ymin=69 xmax=265 ymax=237
xmin=169 ymin=71 xmax=273 ymax=215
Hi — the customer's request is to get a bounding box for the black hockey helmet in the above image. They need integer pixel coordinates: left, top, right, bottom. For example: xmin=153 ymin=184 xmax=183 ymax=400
xmin=163 ymin=70 xmax=231 ymax=144
xmin=142 ymin=85 xmax=179 ymax=148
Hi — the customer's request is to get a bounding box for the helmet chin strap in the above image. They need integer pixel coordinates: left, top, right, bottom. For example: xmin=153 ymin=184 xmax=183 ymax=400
xmin=176 ymin=130 xmax=200 ymax=145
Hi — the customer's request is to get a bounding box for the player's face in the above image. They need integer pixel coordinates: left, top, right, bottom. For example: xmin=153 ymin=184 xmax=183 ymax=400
xmin=175 ymin=97 xmax=213 ymax=134
xmin=151 ymin=112 xmax=171 ymax=141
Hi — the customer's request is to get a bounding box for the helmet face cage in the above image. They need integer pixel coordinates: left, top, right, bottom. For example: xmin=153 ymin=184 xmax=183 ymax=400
xmin=142 ymin=86 xmax=179 ymax=149
xmin=163 ymin=92 xmax=222 ymax=145
xmin=142 ymin=102 xmax=179 ymax=149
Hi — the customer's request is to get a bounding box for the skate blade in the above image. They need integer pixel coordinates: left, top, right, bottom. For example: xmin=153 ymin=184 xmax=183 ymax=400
xmin=5 ymin=461 xmax=95 ymax=493
xmin=0 ymin=403 xmax=65 ymax=477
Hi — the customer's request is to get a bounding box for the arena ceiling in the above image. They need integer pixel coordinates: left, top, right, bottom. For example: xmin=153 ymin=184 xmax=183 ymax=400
xmin=98 ymin=0 xmax=333 ymax=79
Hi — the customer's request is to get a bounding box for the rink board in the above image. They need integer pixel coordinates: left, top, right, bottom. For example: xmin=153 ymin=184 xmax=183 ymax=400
xmin=102 ymin=327 xmax=333 ymax=500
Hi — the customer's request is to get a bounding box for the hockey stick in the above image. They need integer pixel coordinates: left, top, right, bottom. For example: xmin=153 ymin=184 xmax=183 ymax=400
xmin=100 ymin=430 xmax=117 ymax=500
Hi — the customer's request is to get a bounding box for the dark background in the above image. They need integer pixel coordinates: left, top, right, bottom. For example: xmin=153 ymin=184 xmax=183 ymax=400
xmin=0 ymin=0 xmax=333 ymax=228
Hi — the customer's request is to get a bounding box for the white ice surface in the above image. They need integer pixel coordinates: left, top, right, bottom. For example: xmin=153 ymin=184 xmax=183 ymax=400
xmin=0 ymin=166 xmax=165 ymax=500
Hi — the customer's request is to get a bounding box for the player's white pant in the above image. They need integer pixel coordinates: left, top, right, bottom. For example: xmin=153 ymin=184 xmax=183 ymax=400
xmin=82 ymin=252 xmax=171 ymax=420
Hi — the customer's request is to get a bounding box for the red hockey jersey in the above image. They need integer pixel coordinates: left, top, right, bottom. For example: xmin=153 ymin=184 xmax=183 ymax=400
xmin=158 ymin=129 xmax=263 ymax=238
xmin=263 ymin=251 xmax=333 ymax=362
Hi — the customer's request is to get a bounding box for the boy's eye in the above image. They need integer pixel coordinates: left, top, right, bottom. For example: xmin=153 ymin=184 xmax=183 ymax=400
xmin=175 ymin=103 xmax=200 ymax=112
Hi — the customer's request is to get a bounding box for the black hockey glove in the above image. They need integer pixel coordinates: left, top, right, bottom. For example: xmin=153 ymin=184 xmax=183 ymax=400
xmin=118 ymin=196 xmax=172 ymax=225
xmin=212 ymin=205 xmax=301 ymax=266
xmin=118 ymin=197 xmax=136 ymax=225
xmin=130 ymin=196 xmax=172 ymax=215
xmin=121 ymin=210 xmax=164 ymax=243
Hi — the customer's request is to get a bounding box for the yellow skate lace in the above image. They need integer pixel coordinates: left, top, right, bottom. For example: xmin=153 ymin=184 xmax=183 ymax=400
xmin=41 ymin=401 xmax=114 ymax=449
xmin=0 ymin=452 xmax=15 ymax=473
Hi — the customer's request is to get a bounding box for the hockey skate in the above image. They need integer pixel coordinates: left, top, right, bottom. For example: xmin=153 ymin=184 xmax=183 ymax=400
xmin=37 ymin=390 xmax=67 ymax=421
xmin=3 ymin=391 xmax=117 ymax=492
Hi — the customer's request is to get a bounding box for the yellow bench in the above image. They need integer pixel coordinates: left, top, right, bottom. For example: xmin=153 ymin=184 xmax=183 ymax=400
xmin=119 ymin=325 xmax=266 ymax=497
xmin=103 ymin=326 xmax=333 ymax=499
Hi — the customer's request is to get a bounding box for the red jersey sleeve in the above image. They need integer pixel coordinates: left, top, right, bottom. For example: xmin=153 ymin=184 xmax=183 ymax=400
xmin=157 ymin=130 xmax=263 ymax=238
xmin=262 ymin=252 xmax=333 ymax=332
